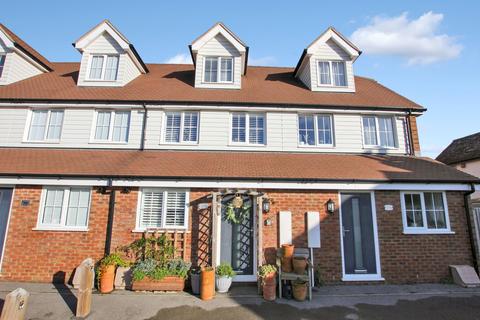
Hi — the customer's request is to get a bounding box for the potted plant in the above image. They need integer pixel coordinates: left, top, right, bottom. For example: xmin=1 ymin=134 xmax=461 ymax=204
xmin=96 ymin=253 xmax=127 ymax=294
xmin=190 ymin=267 xmax=201 ymax=295
xmin=215 ymin=262 xmax=235 ymax=293
xmin=292 ymin=256 xmax=307 ymax=275
xmin=258 ymin=264 xmax=277 ymax=301
xmin=131 ymin=258 xmax=191 ymax=291
xmin=200 ymin=266 xmax=215 ymax=300
xmin=281 ymin=244 xmax=294 ymax=273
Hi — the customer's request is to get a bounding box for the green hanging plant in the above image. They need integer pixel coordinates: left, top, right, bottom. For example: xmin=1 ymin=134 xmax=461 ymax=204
xmin=225 ymin=202 xmax=251 ymax=224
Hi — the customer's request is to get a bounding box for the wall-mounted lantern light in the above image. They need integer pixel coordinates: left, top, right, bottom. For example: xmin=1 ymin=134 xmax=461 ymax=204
xmin=262 ymin=198 xmax=271 ymax=213
xmin=326 ymin=199 xmax=335 ymax=214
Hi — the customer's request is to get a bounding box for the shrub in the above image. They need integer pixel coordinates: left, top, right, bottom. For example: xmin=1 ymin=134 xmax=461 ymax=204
xmin=257 ymin=264 xmax=277 ymax=278
xmin=216 ymin=262 xmax=235 ymax=278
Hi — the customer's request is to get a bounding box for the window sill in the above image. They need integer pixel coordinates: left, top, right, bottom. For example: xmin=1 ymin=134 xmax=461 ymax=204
xmin=84 ymin=79 xmax=118 ymax=83
xmin=88 ymin=141 xmax=129 ymax=145
xmin=363 ymin=146 xmax=398 ymax=151
xmin=33 ymin=227 xmax=89 ymax=232
xmin=160 ymin=142 xmax=199 ymax=146
xmin=403 ymin=230 xmax=455 ymax=235
xmin=298 ymin=144 xmax=335 ymax=149
xmin=22 ymin=140 xmax=61 ymax=144
xmin=132 ymin=229 xmax=190 ymax=233
xmin=228 ymin=143 xmax=267 ymax=147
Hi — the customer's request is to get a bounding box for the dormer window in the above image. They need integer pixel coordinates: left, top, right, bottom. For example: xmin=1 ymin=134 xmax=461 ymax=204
xmin=204 ymin=57 xmax=233 ymax=83
xmin=317 ymin=61 xmax=346 ymax=87
xmin=87 ymin=55 xmax=119 ymax=81
xmin=0 ymin=55 xmax=5 ymax=78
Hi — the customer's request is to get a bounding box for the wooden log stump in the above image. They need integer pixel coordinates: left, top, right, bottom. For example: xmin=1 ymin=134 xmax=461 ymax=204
xmin=76 ymin=258 xmax=94 ymax=318
xmin=0 ymin=288 xmax=29 ymax=320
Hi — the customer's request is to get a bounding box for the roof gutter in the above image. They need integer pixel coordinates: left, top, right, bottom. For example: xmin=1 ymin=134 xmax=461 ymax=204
xmin=464 ymin=183 xmax=479 ymax=272
xmin=406 ymin=110 xmax=415 ymax=156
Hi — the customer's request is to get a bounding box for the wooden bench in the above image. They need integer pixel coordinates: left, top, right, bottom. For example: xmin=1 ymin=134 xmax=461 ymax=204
xmin=276 ymin=248 xmax=313 ymax=300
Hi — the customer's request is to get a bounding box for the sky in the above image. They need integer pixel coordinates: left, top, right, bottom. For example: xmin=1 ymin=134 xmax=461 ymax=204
xmin=1 ymin=0 xmax=479 ymax=158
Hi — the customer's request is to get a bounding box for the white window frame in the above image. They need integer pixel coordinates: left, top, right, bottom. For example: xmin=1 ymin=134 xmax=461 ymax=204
xmin=135 ymin=188 xmax=190 ymax=231
xmin=162 ymin=111 xmax=200 ymax=144
xmin=90 ymin=110 xmax=130 ymax=143
xmin=23 ymin=109 xmax=64 ymax=143
xmin=85 ymin=54 xmax=120 ymax=81
xmin=229 ymin=112 xmax=266 ymax=146
xmin=297 ymin=114 xmax=334 ymax=147
xmin=400 ymin=191 xmax=453 ymax=234
xmin=316 ymin=60 xmax=347 ymax=87
xmin=202 ymin=56 xmax=234 ymax=84
xmin=361 ymin=115 xmax=398 ymax=149
xmin=35 ymin=187 xmax=91 ymax=232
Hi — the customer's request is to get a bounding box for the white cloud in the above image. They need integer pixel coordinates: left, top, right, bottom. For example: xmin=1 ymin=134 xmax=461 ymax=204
xmin=350 ymin=12 xmax=462 ymax=65
xmin=248 ymin=56 xmax=277 ymax=66
xmin=165 ymin=53 xmax=192 ymax=64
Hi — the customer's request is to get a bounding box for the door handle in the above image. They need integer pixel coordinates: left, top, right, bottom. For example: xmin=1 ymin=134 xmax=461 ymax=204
xmin=342 ymin=227 xmax=351 ymax=237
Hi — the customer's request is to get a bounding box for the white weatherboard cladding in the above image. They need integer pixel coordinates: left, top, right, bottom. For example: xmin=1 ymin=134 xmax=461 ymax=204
xmin=77 ymin=32 xmax=140 ymax=87
xmin=194 ymin=34 xmax=242 ymax=89
xmin=0 ymin=108 xmax=143 ymax=149
xmin=0 ymin=51 xmax=43 ymax=86
xmin=0 ymin=107 xmax=408 ymax=154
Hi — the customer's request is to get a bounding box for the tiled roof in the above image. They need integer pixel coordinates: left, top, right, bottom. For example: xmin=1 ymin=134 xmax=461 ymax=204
xmin=0 ymin=148 xmax=476 ymax=183
xmin=0 ymin=23 xmax=53 ymax=71
xmin=437 ymin=132 xmax=480 ymax=165
xmin=0 ymin=63 xmax=424 ymax=110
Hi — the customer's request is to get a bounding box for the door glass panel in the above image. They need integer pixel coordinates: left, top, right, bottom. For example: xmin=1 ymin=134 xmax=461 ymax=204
xmin=220 ymin=195 xmax=254 ymax=276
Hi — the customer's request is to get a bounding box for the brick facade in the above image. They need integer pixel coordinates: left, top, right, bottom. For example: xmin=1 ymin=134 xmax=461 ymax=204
xmin=0 ymin=186 xmax=473 ymax=285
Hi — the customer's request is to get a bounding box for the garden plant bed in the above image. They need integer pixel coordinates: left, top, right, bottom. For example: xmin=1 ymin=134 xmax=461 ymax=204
xmin=131 ymin=276 xmax=185 ymax=292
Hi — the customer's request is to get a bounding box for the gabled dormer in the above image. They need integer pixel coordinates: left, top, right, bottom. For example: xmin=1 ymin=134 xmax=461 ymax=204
xmin=74 ymin=20 xmax=148 ymax=87
xmin=294 ymin=27 xmax=361 ymax=93
xmin=189 ymin=22 xmax=248 ymax=90
xmin=0 ymin=23 xmax=53 ymax=86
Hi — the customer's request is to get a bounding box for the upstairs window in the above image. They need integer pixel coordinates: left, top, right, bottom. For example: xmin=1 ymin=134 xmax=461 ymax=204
xmin=164 ymin=111 xmax=199 ymax=143
xmin=298 ymin=114 xmax=333 ymax=146
xmin=137 ymin=188 xmax=189 ymax=229
xmin=27 ymin=110 xmax=64 ymax=142
xmin=204 ymin=57 xmax=233 ymax=83
xmin=37 ymin=187 xmax=91 ymax=231
xmin=362 ymin=116 xmax=396 ymax=148
xmin=93 ymin=110 xmax=130 ymax=142
xmin=317 ymin=61 xmax=347 ymax=87
xmin=231 ymin=112 xmax=265 ymax=145
xmin=0 ymin=55 xmax=5 ymax=78
xmin=88 ymin=55 xmax=119 ymax=81
xmin=401 ymin=192 xmax=451 ymax=234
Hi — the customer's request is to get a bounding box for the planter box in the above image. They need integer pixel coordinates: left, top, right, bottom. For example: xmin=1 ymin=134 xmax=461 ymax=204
xmin=131 ymin=276 xmax=185 ymax=292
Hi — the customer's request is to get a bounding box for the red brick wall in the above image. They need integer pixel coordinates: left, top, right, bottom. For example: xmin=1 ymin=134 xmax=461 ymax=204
xmin=0 ymin=187 xmax=473 ymax=285
xmin=0 ymin=186 xmax=109 ymax=283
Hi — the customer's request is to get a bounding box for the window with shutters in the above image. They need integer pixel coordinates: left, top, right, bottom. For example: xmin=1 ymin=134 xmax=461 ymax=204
xmin=36 ymin=187 xmax=91 ymax=231
xmin=231 ymin=112 xmax=266 ymax=145
xmin=137 ymin=189 xmax=189 ymax=230
xmin=26 ymin=109 xmax=64 ymax=142
xmin=92 ymin=110 xmax=130 ymax=143
xmin=400 ymin=191 xmax=452 ymax=234
xmin=87 ymin=54 xmax=119 ymax=81
xmin=163 ymin=111 xmax=199 ymax=144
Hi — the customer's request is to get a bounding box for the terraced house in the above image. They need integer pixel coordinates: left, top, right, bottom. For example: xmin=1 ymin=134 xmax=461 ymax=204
xmin=0 ymin=20 xmax=478 ymax=284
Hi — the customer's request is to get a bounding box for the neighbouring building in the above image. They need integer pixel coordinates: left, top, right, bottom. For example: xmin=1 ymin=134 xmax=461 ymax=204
xmin=437 ymin=132 xmax=480 ymax=265
xmin=0 ymin=20 xmax=479 ymax=284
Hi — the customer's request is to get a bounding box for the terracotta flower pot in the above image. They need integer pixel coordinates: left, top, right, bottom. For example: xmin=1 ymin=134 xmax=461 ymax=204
xmin=281 ymin=257 xmax=293 ymax=273
xmin=292 ymin=257 xmax=307 ymax=275
xmin=99 ymin=265 xmax=115 ymax=294
xmin=262 ymin=273 xmax=276 ymax=301
xmin=282 ymin=244 xmax=294 ymax=258
xmin=200 ymin=267 xmax=215 ymax=300
xmin=292 ymin=281 xmax=307 ymax=301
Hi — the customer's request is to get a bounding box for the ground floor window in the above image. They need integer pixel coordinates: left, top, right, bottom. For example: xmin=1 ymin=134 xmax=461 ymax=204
xmin=37 ymin=187 xmax=91 ymax=231
xmin=400 ymin=191 xmax=451 ymax=234
xmin=137 ymin=188 xmax=189 ymax=230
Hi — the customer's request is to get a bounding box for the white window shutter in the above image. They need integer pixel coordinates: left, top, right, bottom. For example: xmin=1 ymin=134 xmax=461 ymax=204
xmin=307 ymin=211 xmax=321 ymax=248
xmin=165 ymin=191 xmax=186 ymax=227
xmin=141 ymin=191 xmax=163 ymax=228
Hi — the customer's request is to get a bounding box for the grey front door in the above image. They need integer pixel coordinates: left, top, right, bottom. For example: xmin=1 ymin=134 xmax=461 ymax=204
xmin=0 ymin=188 xmax=13 ymax=263
xmin=220 ymin=195 xmax=254 ymax=277
xmin=341 ymin=193 xmax=378 ymax=275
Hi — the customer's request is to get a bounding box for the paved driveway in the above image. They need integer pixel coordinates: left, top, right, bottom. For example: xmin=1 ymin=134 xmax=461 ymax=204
xmin=1 ymin=283 xmax=480 ymax=320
